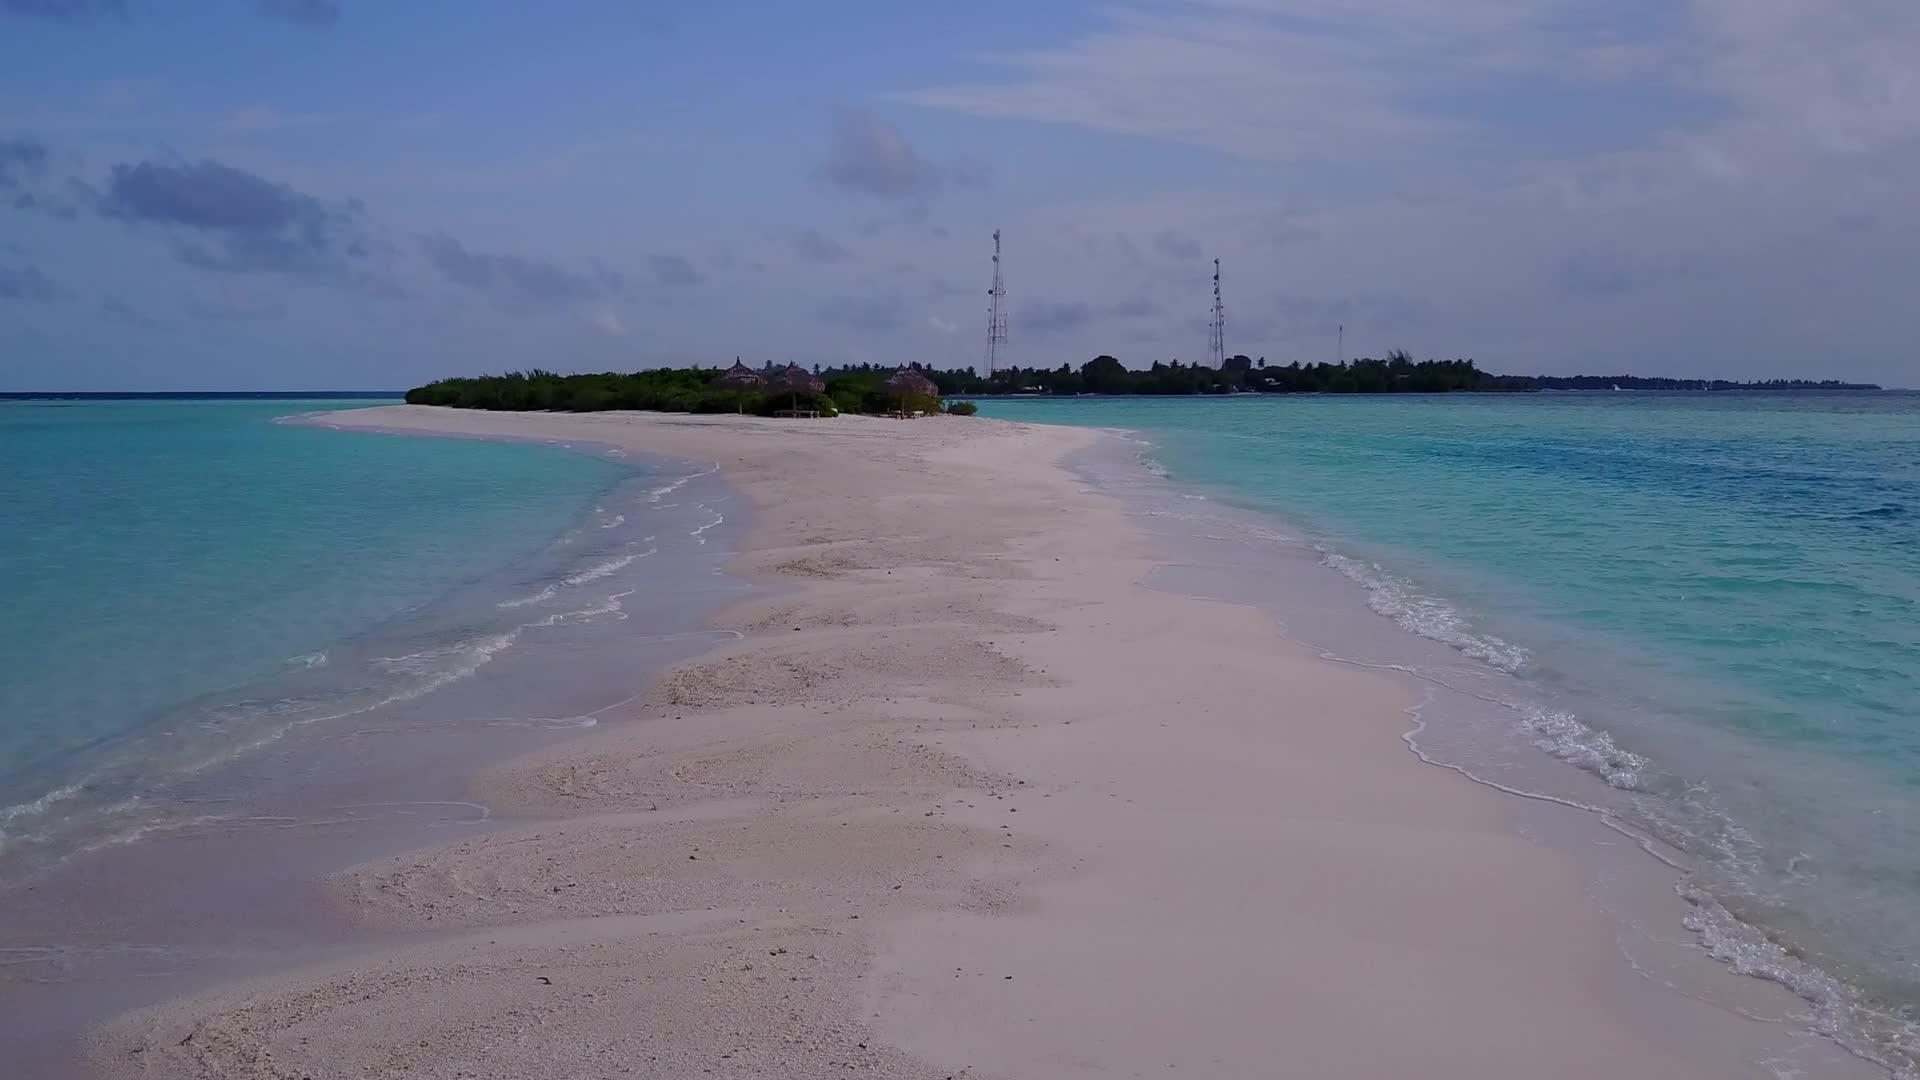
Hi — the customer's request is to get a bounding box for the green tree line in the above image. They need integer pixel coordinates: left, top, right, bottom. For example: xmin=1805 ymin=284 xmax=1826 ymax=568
xmin=405 ymin=359 xmax=1880 ymax=415
xmin=926 ymin=355 xmax=1879 ymax=395
xmin=405 ymin=367 xmax=943 ymax=416
xmin=926 ymin=352 xmax=1486 ymax=396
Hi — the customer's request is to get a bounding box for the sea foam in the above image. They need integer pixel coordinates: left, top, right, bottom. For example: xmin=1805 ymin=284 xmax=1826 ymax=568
xmin=1318 ymin=548 xmax=1532 ymax=672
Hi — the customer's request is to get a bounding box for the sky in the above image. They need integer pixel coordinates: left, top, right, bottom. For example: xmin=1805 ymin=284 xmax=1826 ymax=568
xmin=1 ymin=0 xmax=1915 ymax=390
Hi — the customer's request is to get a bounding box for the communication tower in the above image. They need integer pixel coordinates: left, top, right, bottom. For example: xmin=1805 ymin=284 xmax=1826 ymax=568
xmin=1208 ymin=258 xmax=1226 ymax=368
xmin=985 ymin=229 xmax=1008 ymax=374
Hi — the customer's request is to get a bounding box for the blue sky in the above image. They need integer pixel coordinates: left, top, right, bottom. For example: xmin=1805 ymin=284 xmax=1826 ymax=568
xmin=2 ymin=0 xmax=1914 ymax=389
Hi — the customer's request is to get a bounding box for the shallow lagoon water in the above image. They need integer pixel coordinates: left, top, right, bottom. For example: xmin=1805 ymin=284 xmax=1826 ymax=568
xmin=984 ymin=391 xmax=1920 ymax=1074
xmin=0 ymin=400 xmax=753 ymax=1073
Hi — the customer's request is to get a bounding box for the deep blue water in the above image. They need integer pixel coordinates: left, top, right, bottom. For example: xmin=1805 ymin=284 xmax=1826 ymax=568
xmin=978 ymin=391 xmax=1920 ymax=1071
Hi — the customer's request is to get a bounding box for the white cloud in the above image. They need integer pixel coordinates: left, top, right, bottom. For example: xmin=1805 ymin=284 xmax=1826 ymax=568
xmin=589 ymin=308 xmax=627 ymax=336
xmin=900 ymin=1 xmax=1678 ymax=165
xmin=887 ymin=0 xmax=1920 ymax=380
xmin=1692 ymin=0 xmax=1920 ymax=157
xmin=903 ymin=0 xmax=1920 ymax=196
xmin=16 ymin=0 xmax=1918 ymax=387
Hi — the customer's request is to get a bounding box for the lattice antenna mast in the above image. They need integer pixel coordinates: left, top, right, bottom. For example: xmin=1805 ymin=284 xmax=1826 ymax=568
xmin=1208 ymin=257 xmax=1226 ymax=369
xmin=985 ymin=229 xmax=1008 ymax=374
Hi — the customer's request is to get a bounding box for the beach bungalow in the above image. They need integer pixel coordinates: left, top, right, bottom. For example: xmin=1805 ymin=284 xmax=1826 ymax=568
xmin=709 ymin=358 xmax=767 ymax=413
xmin=768 ymin=364 xmax=826 ymax=417
xmin=710 ymin=359 xmax=766 ymax=389
xmin=880 ymin=366 xmax=940 ymax=417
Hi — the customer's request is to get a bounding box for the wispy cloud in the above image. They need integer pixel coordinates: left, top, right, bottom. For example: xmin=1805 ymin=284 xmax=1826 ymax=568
xmin=589 ymin=308 xmax=627 ymax=336
xmin=101 ymin=294 xmax=160 ymax=326
xmin=6 ymin=0 xmax=1915 ymax=386
xmin=900 ymin=2 xmax=1528 ymax=163
xmin=888 ymin=0 xmax=1920 ymax=377
xmin=793 ymin=228 xmax=851 ymax=264
xmin=0 ymin=135 xmax=81 ymax=217
xmin=818 ymin=293 xmax=905 ymax=331
xmin=1553 ymin=250 xmax=1635 ymax=296
xmin=0 ymin=137 xmax=49 ymax=189
xmin=1254 ymin=216 xmax=1320 ymax=249
xmin=648 ymin=253 xmax=703 ymax=287
xmin=98 ymin=156 xmax=376 ymax=282
xmin=817 ymin=107 xmax=986 ymax=202
xmin=0 ymin=264 xmax=69 ymax=301
xmin=418 ymin=231 xmax=620 ymax=305
xmin=1266 ymin=292 xmax=1436 ymax=341
xmin=1152 ymin=229 xmax=1203 ymax=261
xmin=902 ymin=1 xmax=1920 ymax=182
xmin=1016 ymin=299 xmax=1091 ymax=337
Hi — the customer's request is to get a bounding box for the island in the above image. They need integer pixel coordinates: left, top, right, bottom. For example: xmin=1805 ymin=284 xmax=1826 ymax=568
xmin=405 ymin=355 xmax=1879 ymax=414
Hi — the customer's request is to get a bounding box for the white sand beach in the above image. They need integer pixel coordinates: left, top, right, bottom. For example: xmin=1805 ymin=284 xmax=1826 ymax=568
xmin=86 ymin=406 xmax=1877 ymax=1079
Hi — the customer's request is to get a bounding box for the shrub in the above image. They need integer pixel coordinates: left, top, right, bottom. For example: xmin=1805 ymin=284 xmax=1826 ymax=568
xmin=828 ymin=387 xmax=868 ymax=415
xmin=405 ymin=368 xmax=827 ymax=418
xmin=896 ymin=391 xmax=942 ymax=416
xmin=946 ymin=400 xmax=978 ymax=416
xmin=753 ymin=391 xmax=838 ymax=417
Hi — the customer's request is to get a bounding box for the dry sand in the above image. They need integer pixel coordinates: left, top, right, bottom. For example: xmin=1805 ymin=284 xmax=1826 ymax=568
xmin=84 ymin=406 xmax=1878 ymax=1079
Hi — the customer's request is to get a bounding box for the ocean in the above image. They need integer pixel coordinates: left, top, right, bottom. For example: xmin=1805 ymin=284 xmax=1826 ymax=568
xmin=977 ymin=391 xmax=1920 ymax=1073
xmin=0 ymin=398 xmax=744 ymax=893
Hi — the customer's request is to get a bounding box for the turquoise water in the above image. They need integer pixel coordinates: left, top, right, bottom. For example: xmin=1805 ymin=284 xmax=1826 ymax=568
xmin=978 ymin=391 xmax=1920 ymax=1069
xmin=0 ymin=399 xmax=631 ymax=854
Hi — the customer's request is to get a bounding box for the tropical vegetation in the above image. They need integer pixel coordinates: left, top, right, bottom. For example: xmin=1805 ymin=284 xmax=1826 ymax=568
xmin=924 ymin=354 xmax=1877 ymax=396
xmin=405 ymin=368 xmax=842 ymax=416
xmin=404 ymin=355 xmax=1878 ymax=415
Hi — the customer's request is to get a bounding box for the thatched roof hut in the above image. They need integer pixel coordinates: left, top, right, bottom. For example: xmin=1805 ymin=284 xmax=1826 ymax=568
xmin=880 ymin=367 xmax=939 ymax=398
xmin=768 ymin=364 xmax=826 ymax=415
xmin=768 ymin=364 xmax=825 ymax=395
xmin=711 ymin=359 xmax=766 ymax=389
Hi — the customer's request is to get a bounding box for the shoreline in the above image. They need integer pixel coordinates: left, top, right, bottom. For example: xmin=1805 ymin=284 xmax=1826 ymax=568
xmin=74 ymin=406 xmax=1880 ymax=1078
xmin=0 ymin=420 xmax=752 ymax=1077
xmin=1006 ymin=395 xmax=1920 ymax=1076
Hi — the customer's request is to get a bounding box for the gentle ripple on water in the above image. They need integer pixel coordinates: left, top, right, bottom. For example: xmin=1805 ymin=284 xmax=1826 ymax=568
xmin=0 ymin=400 xmax=707 ymax=886
xmin=981 ymin=390 xmax=1920 ymax=1074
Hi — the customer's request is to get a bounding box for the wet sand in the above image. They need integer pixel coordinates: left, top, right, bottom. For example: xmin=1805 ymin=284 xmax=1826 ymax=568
xmin=82 ymin=406 xmax=1880 ymax=1079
